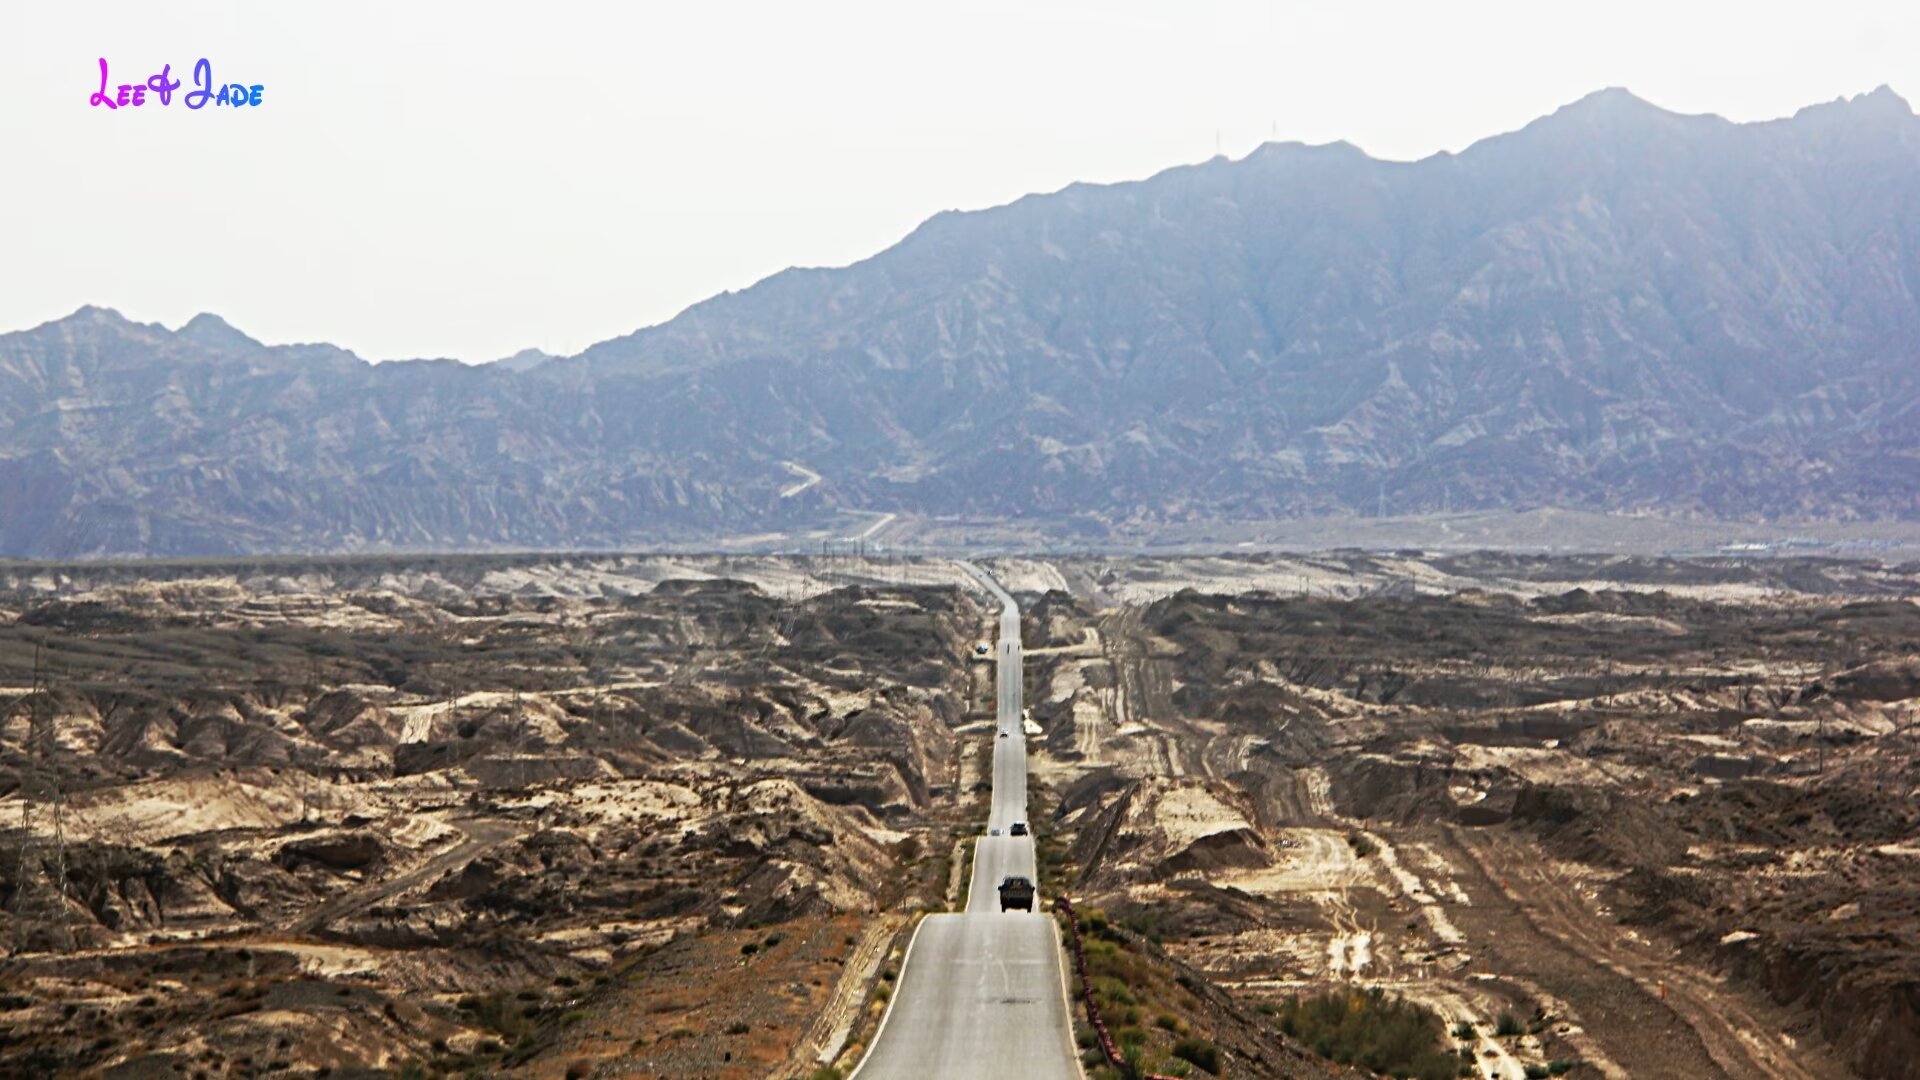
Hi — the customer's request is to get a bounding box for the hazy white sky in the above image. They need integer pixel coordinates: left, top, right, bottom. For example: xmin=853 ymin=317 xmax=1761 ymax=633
xmin=2 ymin=1 xmax=1915 ymax=361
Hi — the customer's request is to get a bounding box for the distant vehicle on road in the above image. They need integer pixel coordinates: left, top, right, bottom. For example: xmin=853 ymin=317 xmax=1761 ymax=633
xmin=989 ymin=827 xmax=1001 ymax=836
xmin=998 ymin=875 xmax=1034 ymax=912
xmin=998 ymin=730 xmax=1009 ymax=738
xmin=1009 ymin=822 xmax=1029 ymax=837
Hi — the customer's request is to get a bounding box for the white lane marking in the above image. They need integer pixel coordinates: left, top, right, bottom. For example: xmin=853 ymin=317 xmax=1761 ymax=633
xmin=846 ymin=914 xmax=936 ymax=1080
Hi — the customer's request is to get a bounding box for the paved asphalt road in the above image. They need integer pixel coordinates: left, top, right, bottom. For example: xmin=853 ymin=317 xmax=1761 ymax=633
xmin=849 ymin=564 xmax=1082 ymax=1080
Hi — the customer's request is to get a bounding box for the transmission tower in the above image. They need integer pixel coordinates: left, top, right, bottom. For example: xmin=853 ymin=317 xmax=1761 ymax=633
xmin=9 ymin=645 xmax=73 ymax=954
xmin=511 ymin=688 xmax=527 ymax=791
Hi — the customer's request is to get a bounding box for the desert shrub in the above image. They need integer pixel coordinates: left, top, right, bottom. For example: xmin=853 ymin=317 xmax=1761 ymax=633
xmin=740 ymin=942 xmax=759 ymax=956
xmin=1548 ymin=1061 xmax=1577 ymax=1075
xmin=1275 ymin=987 xmax=1456 ymax=1080
xmin=1525 ymin=1066 xmax=1550 ymax=1079
xmin=1093 ymin=976 xmax=1136 ymax=1007
xmin=1171 ymin=1037 xmax=1222 ymax=1075
xmin=1495 ymin=1011 xmax=1523 ymax=1037
xmin=725 ymin=1021 xmax=750 ymax=1035
xmin=1121 ymin=912 xmax=1166 ymax=943
xmin=466 ymin=992 xmax=533 ymax=1041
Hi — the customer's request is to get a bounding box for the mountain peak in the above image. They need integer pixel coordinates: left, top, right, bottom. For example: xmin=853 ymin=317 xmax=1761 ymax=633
xmin=494 ymin=347 xmax=557 ymax=373
xmin=69 ymin=304 xmax=133 ymax=326
xmin=1566 ymin=86 xmax=1656 ymax=112
xmin=1487 ymin=87 xmax=1695 ymax=150
xmin=1247 ymin=138 xmax=1372 ymax=163
xmin=23 ymin=305 xmax=151 ymax=340
xmin=177 ymin=312 xmax=262 ymax=352
xmin=1470 ymin=87 xmax=1694 ymax=160
xmin=1542 ymin=86 xmax=1682 ymax=128
xmin=1862 ymin=84 xmax=1914 ymax=113
xmin=1793 ymin=84 xmax=1915 ymax=124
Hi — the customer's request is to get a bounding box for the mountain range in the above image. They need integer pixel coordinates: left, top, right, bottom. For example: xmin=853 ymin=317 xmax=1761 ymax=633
xmin=4 ymin=87 xmax=1919 ymax=557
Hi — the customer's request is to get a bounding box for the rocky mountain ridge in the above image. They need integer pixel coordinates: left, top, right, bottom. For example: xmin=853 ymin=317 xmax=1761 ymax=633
xmin=4 ymin=87 xmax=1919 ymax=556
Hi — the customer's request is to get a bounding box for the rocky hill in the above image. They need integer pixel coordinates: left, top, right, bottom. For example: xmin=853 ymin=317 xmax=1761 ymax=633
xmin=0 ymin=559 xmax=984 ymax=1076
xmin=1022 ymin=564 xmax=1920 ymax=1079
xmin=5 ymin=87 xmax=1920 ymax=556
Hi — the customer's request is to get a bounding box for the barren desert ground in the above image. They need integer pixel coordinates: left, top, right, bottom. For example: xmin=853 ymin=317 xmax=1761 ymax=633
xmin=1 ymin=551 xmax=1916 ymax=1079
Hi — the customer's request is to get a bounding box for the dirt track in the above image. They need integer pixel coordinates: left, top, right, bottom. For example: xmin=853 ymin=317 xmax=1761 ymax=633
xmin=288 ymin=818 xmax=530 ymax=934
xmin=1447 ymin=826 xmax=1847 ymax=1080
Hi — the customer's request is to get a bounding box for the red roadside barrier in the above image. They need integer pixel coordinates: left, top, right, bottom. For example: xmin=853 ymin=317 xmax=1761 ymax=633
xmin=1054 ymin=894 xmax=1184 ymax=1080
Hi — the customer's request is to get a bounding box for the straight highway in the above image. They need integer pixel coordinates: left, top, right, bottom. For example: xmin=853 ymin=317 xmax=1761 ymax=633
xmin=847 ymin=563 xmax=1081 ymax=1080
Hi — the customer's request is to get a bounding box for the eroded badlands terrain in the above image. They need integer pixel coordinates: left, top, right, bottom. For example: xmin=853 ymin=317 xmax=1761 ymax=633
xmin=1 ymin=551 xmax=1916 ymax=1079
